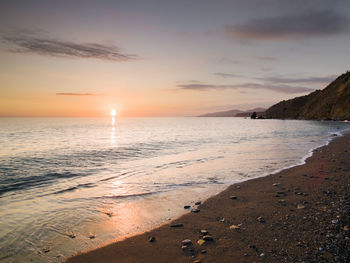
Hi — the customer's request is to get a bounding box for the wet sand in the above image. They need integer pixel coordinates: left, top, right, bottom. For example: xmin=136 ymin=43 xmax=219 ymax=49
xmin=66 ymin=133 xmax=350 ymax=263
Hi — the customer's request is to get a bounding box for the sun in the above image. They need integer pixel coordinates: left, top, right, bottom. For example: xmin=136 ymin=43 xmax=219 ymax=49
xmin=110 ymin=109 xmax=117 ymax=117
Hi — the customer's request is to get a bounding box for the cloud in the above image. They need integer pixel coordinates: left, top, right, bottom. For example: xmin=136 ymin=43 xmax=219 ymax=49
xmin=257 ymin=75 xmax=337 ymax=84
xmin=3 ymin=33 xmax=138 ymax=61
xmin=177 ymin=83 xmax=313 ymax=94
xmin=56 ymin=93 xmax=99 ymax=96
xmin=214 ymin=73 xmax=244 ymax=78
xmin=226 ymin=10 xmax=349 ymax=40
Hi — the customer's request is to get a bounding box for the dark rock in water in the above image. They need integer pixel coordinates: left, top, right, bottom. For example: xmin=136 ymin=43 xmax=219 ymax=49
xmin=203 ymin=235 xmax=214 ymax=241
xmin=195 ymin=201 xmax=201 ymax=205
xmin=191 ymin=208 xmax=200 ymax=213
xmin=257 ymin=216 xmax=265 ymax=223
xmin=251 ymin=112 xmax=257 ymax=119
xmin=148 ymin=236 xmax=156 ymax=242
xmin=171 ymin=223 xmax=184 ymax=228
xmin=184 ymin=205 xmax=191 ymax=209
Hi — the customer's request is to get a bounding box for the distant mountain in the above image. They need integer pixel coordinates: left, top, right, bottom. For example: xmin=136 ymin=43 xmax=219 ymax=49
xmin=199 ymin=108 xmax=266 ymax=117
xmin=265 ymin=71 xmax=350 ymax=120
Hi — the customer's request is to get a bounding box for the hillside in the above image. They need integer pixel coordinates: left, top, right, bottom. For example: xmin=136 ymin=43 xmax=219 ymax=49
xmin=265 ymin=71 xmax=350 ymax=120
xmin=199 ymin=108 xmax=266 ymax=117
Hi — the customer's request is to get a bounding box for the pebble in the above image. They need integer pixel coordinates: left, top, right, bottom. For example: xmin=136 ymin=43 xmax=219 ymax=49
xmin=230 ymin=224 xmax=241 ymax=230
xmin=197 ymin=239 xmax=206 ymax=246
xmin=193 ymin=260 xmax=201 ymax=263
xmin=203 ymin=235 xmax=214 ymax=241
xmin=257 ymin=216 xmax=265 ymax=223
xmin=68 ymin=232 xmax=76 ymax=239
xmin=89 ymin=233 xmax=96 ymax=239
xmin=191 ymin=208 xmax=200 ymax=213
xmin=201 ymin=249 xmax=207 ymax=254
xmin=229 ymin=196 xmax=237 ymax=199
xmin=297 ymin=204 xmax=305 ymax=209
xmin=148 ymin=236 xmax=155 ymax=242
xmin=195 ymin=201 xmax=201 ymax=205
xmin=200 ymin=229 xmax=208 ymax=235
xmin=182 ymin=239 xmax=192 ymax=245
xmin=272 ymin=183 xmax=280 ymax=186
xmin=171 ymin=223 xmax=183 ymax=228
xmin=260 ymin=253 xmax=266 ymax=258
xmin=184 ymin=205 xmax=191 ymax=209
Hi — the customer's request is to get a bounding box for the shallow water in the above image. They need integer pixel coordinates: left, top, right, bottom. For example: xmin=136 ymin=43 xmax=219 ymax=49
xmin=0 ymin=117 xmax=349 ymax=262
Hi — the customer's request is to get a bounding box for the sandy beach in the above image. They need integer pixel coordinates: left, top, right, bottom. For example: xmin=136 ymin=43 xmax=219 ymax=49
xmin=66 ymin=133 xmax=350 ymax=263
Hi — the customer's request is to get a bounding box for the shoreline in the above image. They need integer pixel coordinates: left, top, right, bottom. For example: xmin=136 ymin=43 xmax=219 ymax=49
xmin=66 ymin=133 xmax=350 ymax=263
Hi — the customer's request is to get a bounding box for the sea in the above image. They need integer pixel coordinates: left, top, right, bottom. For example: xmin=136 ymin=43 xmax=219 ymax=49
xmin=0 ymin=117 xmax=349 ymax=262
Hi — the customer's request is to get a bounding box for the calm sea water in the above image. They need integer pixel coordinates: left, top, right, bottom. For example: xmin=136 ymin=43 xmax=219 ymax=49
xmin=0 ymin=117 xmax=349 ymax=262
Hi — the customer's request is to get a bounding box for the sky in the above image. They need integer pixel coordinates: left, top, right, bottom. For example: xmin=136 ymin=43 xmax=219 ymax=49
xmin=0 ymin=0 xmax=349 ymax=117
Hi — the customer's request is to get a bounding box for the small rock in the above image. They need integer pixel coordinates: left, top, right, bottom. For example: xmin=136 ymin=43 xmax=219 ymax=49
xmin=197 ymin=239 xmax=206 ymax=246
xmin=229 ymin=196 xmax=237 ymax=199
xmin=332 ymin=219 xmax=339 ymax=225
xmin=201 ymin=249 xmax=207 ymax=254
xmin=184 ymin=205 xmax=191 ymax=209
xmin=203 ymin=235 xmax=213 ymax=241
xmin=195 ymin=201 xmax=201 ymax=205
xmin=230 ymin=224 xmax=241 ymax=230
xmin=297 ymin=204 xmax=305 ymax=209
xmin=257 ymin=216 xmax=265 ymax=223
xmin=68 ymin=232 xmax=76 ymax=239
xmin=182 ymin=239 xmax=192 ymax=245
xmin=193 ymin=260 xmax=201 ymax=263
xmin=148 ymin=236 xmax=156 ymax=242
xmin=191 ymin=208 xmax=200 ymax=213
xmin=43 ymin=248 xmax=50 ymax=253
xmin=272 ymin=183 xmax=280 ymax=186
xmin=260 ymin=253 xmax=266 ymax=258
xmin=171 ymin=223 xmax=183 ymax=228
xmin=89 ymin=233 xmax=96 ymax=239
xmin=200 ymin=229 xmax=208 ymax=235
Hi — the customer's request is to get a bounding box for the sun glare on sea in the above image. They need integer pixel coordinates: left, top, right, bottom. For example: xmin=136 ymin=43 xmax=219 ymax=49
xmin=110 ymin=109 xmax=117 ymax=117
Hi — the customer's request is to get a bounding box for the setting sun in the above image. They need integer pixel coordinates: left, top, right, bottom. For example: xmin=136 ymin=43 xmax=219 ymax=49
xmin=110 ymin=109 xmax=117 ymax=117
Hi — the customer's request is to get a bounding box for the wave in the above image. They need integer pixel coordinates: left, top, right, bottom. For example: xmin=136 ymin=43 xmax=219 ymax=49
xmin=0 ymin=172 xmax=85 ymax=196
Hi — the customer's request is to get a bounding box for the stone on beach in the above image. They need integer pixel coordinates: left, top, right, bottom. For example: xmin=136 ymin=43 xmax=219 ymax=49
xmin=171 ymin=223 xmax=184 ymax=228
xmin=184 ymin=205 xmax=191 ymax=209
xmin=197 ymin=239 xmax=206 ymax=246
xmin=195 ymin=201 xmax=201 ymax=205
xmin=297 ymin=204 xmax=305 ymax=209
xmin=203 ymin=235 xmax=213 ymax=241
xmin=257 ymin=216 xmax=265 ymax=223
xmin=200 ymin=229 xmax=208 ymax=235
xmin=229 ymin=195 xmax=237 ymax=199
xmin=89 ymin=233 xmax=96 ymax=239
xmin=191 ymin=208 xmax=200 ymax=213
xmin=229 ymin=224 xmax=241 ymax=230
xmin=182 ymin=239 xmax=192 ymax=245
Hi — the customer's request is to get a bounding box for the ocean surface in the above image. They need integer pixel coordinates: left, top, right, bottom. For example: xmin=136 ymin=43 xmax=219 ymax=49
xmin=0 ymin=117 xmax=349 ymax=262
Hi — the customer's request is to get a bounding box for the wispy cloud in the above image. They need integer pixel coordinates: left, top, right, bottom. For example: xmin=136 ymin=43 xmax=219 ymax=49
xmin=214 ymin=73 xmax=244 ymax=78
xmin=56 ymin=93 xmax=99 ymax=96
xmin=177 ymin=83 xmax=313 ymax=94
xmin=3 ymin=33 xmax=138 ymax=61
xmin=258 ymin=75 xmax=337 ymax=84
xmin=226 ymin=10 xmax=349 ymax=40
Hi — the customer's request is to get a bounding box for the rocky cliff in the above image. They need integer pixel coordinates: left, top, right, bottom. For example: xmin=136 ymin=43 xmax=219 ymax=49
xmin=265 ymin=71 xmax=350 ymax=120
